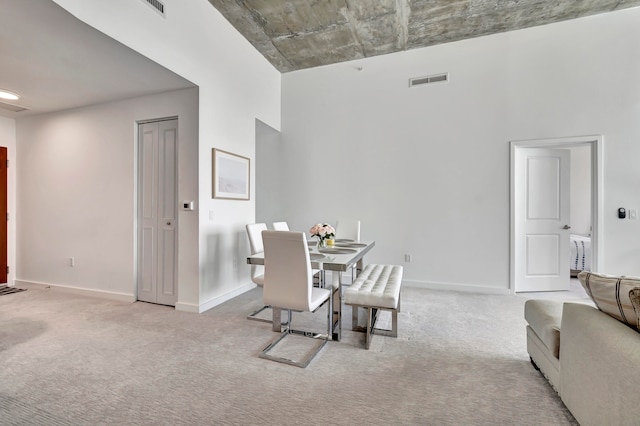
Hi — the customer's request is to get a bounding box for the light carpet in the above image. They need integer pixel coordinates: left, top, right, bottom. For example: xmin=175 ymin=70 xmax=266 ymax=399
xmin=0 ymin=285 xmax=578 ymax=425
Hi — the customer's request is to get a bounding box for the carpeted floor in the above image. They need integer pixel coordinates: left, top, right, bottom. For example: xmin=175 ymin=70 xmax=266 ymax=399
xmin=0 ymin=285 xmax=580 ymax=425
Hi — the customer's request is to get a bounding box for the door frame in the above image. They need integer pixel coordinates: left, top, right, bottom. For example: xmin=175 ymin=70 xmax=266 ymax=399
xmin=135 ymin=116 xmax=179 ymax=304
xmin=510 ymin=135 xmax=603 ymax=293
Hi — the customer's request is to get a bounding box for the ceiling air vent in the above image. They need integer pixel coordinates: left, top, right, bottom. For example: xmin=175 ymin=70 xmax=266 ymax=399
xmin=409 ymin=73 xmax=449 ymax=88
xmin=141 ymin=0 xmax=166 ymax=17
xmin=0 ymin=101 xmax=28 ymax=113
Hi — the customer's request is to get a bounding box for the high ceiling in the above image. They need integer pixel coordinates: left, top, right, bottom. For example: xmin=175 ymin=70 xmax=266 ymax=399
xmin=0 ymin=0 xmax=194 ymax=118
xmin=2 ymin=1 xmax=639 ymax=118
xmin=208 ymin=0 xmax=640 ymax=73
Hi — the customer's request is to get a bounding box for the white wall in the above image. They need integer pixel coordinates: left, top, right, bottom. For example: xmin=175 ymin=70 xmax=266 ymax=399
xmin=270 ymin=7 xmax=640 ymax=293
xmin=255 ymin=119 xmax=283 ymax=225
xmin=16 ymin=88 xmax=198 ymax=303
xmin=51 ymin=0 xmax=281 ymax=311
xmin=0 ymin=117 xmax=17 ymax=285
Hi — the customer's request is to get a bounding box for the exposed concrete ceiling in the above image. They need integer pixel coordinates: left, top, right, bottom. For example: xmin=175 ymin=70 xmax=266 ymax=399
xmin=208 ymin=0 xmax=640 ymax=73
xmin=0 ymin=0 xmax=195 ymax=118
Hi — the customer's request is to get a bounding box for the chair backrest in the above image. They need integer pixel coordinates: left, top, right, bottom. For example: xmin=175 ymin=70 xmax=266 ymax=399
xmin=246 ymin=223 xmax=267 ymax=254
xmin=272 ymin=221 xmax=289 ymax=231
xmin=262 ymin=230 xmax=313 ymax=312
xmin=246 ymin=223 xmax=268 ymax=285
xmin=335 ymin=219 xmax=361 ymax=241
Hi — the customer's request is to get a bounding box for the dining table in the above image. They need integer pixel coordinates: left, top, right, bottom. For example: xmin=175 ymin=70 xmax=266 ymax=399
xmin=246 ymin=238 xmax=376 ymax=341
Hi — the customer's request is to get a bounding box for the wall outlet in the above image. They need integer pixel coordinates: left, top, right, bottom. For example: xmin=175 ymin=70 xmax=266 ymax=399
xmin=404 ymin=254 xmax=412 ymax=263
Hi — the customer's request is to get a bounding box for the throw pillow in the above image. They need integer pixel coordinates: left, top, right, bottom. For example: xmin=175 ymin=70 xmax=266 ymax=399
xmin=629 ymin=288 xmax=640 ymax=330
xmin=578 ymin=271 xmax=640 ymax=330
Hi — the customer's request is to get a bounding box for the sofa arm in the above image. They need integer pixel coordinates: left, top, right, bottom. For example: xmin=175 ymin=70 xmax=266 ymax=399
xmin=560 ymin=303 xmax=640 ymax=426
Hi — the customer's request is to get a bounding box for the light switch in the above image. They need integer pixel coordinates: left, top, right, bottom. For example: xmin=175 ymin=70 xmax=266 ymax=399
xmin=630 ymin=209 xmax=637 ymax=220
xmin=182 ymin=200 xmax=194 ymax=211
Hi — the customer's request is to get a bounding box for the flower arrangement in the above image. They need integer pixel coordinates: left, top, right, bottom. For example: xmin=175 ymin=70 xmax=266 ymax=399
xmin=310 ymin=223 xmax=335 ymax=248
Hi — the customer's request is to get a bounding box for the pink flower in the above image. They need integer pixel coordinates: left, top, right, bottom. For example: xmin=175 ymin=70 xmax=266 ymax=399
xmin=310 ymin=223 xmax=335 ymax=239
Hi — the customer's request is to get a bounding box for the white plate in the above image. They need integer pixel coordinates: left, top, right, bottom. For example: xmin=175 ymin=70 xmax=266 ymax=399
xmin=309 ymin=253 xmax=326 ymax=260
xmin=335 ymin=242 xmax=367 ymax=248
xmin=319 ymin=248 xmax=358 ymax=254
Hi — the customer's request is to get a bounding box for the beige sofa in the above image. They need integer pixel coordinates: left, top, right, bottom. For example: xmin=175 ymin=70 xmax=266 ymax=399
xmin=525 ymin=273 xmax=640 ymax=425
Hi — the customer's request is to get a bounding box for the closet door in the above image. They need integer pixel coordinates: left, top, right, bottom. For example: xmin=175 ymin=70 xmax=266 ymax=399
xmin=138 ymin=119 xmax=178 ymax=306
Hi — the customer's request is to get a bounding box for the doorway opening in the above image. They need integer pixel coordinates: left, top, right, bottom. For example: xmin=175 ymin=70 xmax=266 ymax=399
xmin=0 ymin=147 xmax=6 ymax=284
xmin=510 ymin=135 xmax=603 ymax=293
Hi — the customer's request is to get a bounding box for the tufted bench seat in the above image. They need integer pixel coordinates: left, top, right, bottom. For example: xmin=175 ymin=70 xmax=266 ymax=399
xmin=344 ymin=264 xmax=403 ymax=349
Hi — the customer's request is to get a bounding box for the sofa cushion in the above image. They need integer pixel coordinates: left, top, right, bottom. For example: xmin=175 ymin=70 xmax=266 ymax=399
xmin=524 ymin=299 xmax=563 ymax=358
xmin=578 ymin=271 xmax=640 ymax=330
xmin=629 ymin=288 xmax=640 ymax=330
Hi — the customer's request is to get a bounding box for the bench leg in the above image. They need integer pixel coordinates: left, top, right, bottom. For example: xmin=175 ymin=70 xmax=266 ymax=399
xmin=390 ymin=308 xmax=397 ymax=337
xmin=348 ymin=304 xmax=399 ymax=349
xmin=365 ymin=307 xmax=373 ymax=350
xmin=352 ymin=305 xmax=359 ymax=330
xmin=371 ymin=307 xmax=397 ymax=338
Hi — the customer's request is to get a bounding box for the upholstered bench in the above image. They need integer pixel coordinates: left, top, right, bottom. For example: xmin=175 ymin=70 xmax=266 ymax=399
xmin=524 ymin=299 xmax=563 ymax=391
xmin=344 ymin=264 xmax=403 ymax=349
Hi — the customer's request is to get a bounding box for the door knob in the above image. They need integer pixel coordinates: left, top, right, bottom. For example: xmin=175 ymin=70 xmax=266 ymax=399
xmin=562 ymin=225 xmax=571 ymax=230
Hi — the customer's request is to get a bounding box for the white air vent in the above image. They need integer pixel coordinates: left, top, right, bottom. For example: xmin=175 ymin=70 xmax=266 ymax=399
xmin=409 ymin=73 xmax=449 ymax=88
xmin=0 ymin=101 xmax=28 ymax=113
xmin=141 ymin=0 xmax=165 ymax=17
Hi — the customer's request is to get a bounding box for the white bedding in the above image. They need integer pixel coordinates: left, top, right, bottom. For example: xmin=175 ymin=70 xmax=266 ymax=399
xmin=570 ymin=234 xmax=591 ymax=272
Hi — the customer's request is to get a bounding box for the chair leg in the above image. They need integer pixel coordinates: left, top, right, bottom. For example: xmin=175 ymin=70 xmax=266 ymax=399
xmin=247 ymin=305 xmax=271 ymax=323
xmin=259 ymin=305 xmax=330 ymax=368
xmin=247 ymin=305 xmax=289 ymax=327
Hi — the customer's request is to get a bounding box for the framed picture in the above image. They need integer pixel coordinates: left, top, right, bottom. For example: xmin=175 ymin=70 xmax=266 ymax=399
xmin=212 ymin=148 xmax=250 ymax=200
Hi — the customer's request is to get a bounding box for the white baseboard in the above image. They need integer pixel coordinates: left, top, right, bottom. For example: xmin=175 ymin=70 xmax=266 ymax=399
xmin=190 ymin=282 xmax=257 ymax=314
xmin=14 ymin=279 xmax=136 ymax=303
xmin=174 ymin=301 xmax=200 ymax=313
xmin=403 ymin=279 xmax=510 ymax=295
xmin=15 ymin=279 xmax=258 ymax=313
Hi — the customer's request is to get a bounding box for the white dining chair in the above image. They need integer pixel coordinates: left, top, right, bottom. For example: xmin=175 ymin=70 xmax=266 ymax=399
xmin=272 ymin=220 xmax=325 ymax=287
xmin=334 ymin=219 xmax=361 ymax=242
xmin=245 ymin=223 xmax=270 ymax=322
xmin=272 ymin=221 xmax=289 ymax=231
xmin=259 ymin=230 xmax=332 ymax=368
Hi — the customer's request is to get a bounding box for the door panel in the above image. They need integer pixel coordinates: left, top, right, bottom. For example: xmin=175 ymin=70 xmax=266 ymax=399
xmin=526 ymin=234 xmax=560 ymax=275
xmin=160 ymin=227 xmax=176 ymax=300
xmin=141 ymin=227 xmax=154 ymax=294
xmin=138 ymin=119 xmax=178 ymax=306
xmin=515 ymin=148 xmax=570 ymax=292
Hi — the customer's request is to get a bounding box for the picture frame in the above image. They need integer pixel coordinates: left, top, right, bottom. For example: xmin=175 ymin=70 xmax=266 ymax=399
xmin=212 ymin=148 xmax=250 ymax=200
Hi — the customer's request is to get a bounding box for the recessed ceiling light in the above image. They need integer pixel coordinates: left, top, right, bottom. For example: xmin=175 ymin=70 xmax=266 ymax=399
xmin=0 ymin=89 xmax=20 ymax=101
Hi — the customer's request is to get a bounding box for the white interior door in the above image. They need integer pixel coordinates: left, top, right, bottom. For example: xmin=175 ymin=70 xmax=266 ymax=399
xmin=138 ymin=119 xmax=178 ymax=306
xmin=515 ymin=148 xmax=570 ymax=292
